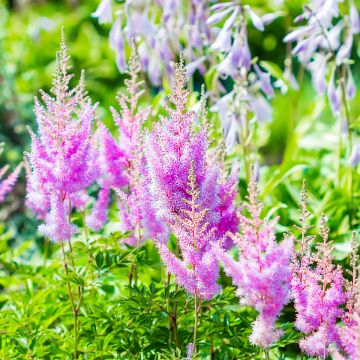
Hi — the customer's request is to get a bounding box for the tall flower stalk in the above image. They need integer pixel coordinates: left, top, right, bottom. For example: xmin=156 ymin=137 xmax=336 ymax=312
xmin=290 ymin=182 xmax=347 ymax=358
xmin=213 ymin=171 xmax=293 ymax=354
xmin=26 ymin=30 xmax=97 ymax=358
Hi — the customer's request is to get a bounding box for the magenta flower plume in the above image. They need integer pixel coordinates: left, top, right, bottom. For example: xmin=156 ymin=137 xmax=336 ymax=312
xmin=334 ymin=232 xmax=360 ymax=360
xmin=26 ymin=30 xmax=97 ymax=242
xmin=143 ymin=57 xmax=237 ymax=243
xmin=157 ymin=161 xmax=221 ymax=300
xmin=290 ymin=184 xmax=347 ymax=357
xmin=88 ymin=45 xmax=150 ymax=235
xmin=213 ymin=172 xmax=293 ymax=349
xmin=87 ymin=124 xmax=127 ymax=231
xmin=0 ymin=154 xmax=22 ymax=203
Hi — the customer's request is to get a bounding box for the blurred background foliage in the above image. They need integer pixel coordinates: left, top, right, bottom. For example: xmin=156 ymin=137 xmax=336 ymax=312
xmin=0 ymin=0 xmax=359 ymax=358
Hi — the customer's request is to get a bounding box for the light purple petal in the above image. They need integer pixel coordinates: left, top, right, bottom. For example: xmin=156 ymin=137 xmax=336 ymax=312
xmin=246 ymin=7 xmax=264 ymax=31
xmin=335 ymin=31 xmax=353 ymax=65
xmin=92 ymin=0 xmax=112 ymax=24
xmin=350 ymin=1 xmax=360 ymax=34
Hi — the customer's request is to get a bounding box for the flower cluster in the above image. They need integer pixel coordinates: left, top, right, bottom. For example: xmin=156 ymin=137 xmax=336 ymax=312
xmin=331 ymin=232 xmax=360 ymax=360
xmin=142 ymin=57 xmax=238 ymax=246
xmin=0 ymin=144 xmax=22 ymax=203
xmin=290 ymin=184 xmax=347 ymax=357
xmin=157 ymin=161 xmax=221 ymax=300
xmin=208 ymin=3 xmax=280 ymax=151
xmin=26 ymin=31 xmax=98 ymax=242
xmin=87 ymin=45 xmax=150 ymax=239
xmin=213 ymin=172 xmax=293 ymax=349
xmin=284 ymin=0 xmax=359 ymax=114
xmin=93 ymin=0 xmax=210 ymax=86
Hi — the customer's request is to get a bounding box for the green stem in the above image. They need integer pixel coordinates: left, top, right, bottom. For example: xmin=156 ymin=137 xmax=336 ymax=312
xmin=193 ymin=292 xmax=198 ymax=356
xmin=265 ymin=349 xmax=270 ymax=360
xmin=61 ymin=243 xmax=78 ymax=359
xmin=340 ymin=74 xmax=354 ymax=228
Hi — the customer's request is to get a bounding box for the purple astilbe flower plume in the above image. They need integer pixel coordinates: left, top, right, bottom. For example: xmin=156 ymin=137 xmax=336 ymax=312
xmin=26 ymin=30 xmax=97 ymax=242
xmin=332 ymin=232 xmax=360 ymax=360
xmin=157 ymin=161 xmax=221 ymax=300
xmin=144 ymin=57 xmax=238 ymax=243
xmin=88 ymin=45 xmax=151 ymax=235
xmin=0 ymin=144 xmax=22 ymax=203
xmin=290 ymin=183 xmax=347 ymax=357
xmin=213 ymin=171 xmax=293 ymax=349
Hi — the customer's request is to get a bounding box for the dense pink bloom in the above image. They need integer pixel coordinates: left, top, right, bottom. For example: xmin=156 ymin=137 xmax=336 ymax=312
xmin=0 ymin=160 xmax=22 ymax=203
xmin=88 ymin=48 xmax=150 ymax=237
xmin=213 ymin=174 xmax=293 ymax=348
xmin=26 ymin=32 xmax=97 ymax=242
xmin=143 ymin=58 xmax=238 ymax=244
xmin=157 ymin=162 xmax=221 ymax=300
xmin=290 ymin=188 xmax=347 ymax=357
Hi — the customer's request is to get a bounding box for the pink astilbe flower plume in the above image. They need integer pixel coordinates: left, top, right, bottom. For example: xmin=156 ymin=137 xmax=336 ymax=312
xmin=88 ymin=44 xmax=151 ymax=238
xmin=332 ymin=232 xmax=360 ymax=360
xmin=213 ymin=171 xmax=293 ymax=349
xmin=290 ymin=182 xmax=347 ymax=358
xmin=143 ymin=56 xmax=238 ymax=243
xmin=26 ymin=30 xmax=97 ymax=242
xmin=0 ymin=144 xmax=22 ymax=203
xmin=157 ymin=161 xmax=221 ymax=300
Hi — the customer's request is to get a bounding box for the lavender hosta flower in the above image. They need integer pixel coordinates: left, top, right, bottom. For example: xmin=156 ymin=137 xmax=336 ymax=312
xmin=336 ymin=30 xmax=353 ymax=65
xmin=0 ymin=160 xmax=22 ymax=203
xmin=248 ymin=94 xmax=272 ymax=123
xmin=308 ymin=53 xmax=328 ymax=95
xmin=254 ymin=64 xmax=274 ymax=98
xmin=26 ymin=31 xmax=98 ymax=242
xmin=327 ymin=67 xmax=341 ymax=115
xmin=346 ymin=66 xmax=356 ymax=99
xmin=213 ymin=172 xmax=293 ymax=349
xmin=92 ymin=0 xmax=112 ymax=24
xmin=349 ymin=140 xmax=360 ymax=167
xmin=157 ymin=161 xmax=221 ymax=300
xmin=350 ymin=0 xmax=360 ymax=34
xmin=109 ymin=15 xmax=126 ymax=71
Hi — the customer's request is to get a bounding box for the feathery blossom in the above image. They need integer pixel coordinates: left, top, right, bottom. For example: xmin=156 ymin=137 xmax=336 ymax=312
xmin=88 ymin=45 xmax=151 ymax=237
xmin=157 ymin=161 xmax=221 ymax=300
xmin=0 ymin=144 xmax=22 ymax=203
xmin=143 ymin=58 xmax=237 ymax=243
xmin=290 ymin=183 xmax=347 ymax=357
xmin=213 ymin=172 xmax=293 ymax=348
xmin=26 ymin=30 xmax=97 ymax=242
xmin=332 ymin=232 xmax=360 ymax=360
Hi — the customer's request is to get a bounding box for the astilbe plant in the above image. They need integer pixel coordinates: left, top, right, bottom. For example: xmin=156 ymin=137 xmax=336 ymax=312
xmin=26 ymin=30 xmax=97 ymax=243
xmin=332 ymin=232 xmax=360 ymax=360
xmin=213 ymin=172 xmax=293 ymax=352
xmin=0 ymin=144 xmax=22 ymax=203
xmin=87 ymin=45 xmax=151 ymax=240
xmin=290 ymin=182 xmax=348 ymax=358
xmin=157 ymin=161 xmax=221 ymax=301
xmin=157 ymin=161 xmax=221 ymax=355
xmin=143 ymin=57 xmax=238 ymax=245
